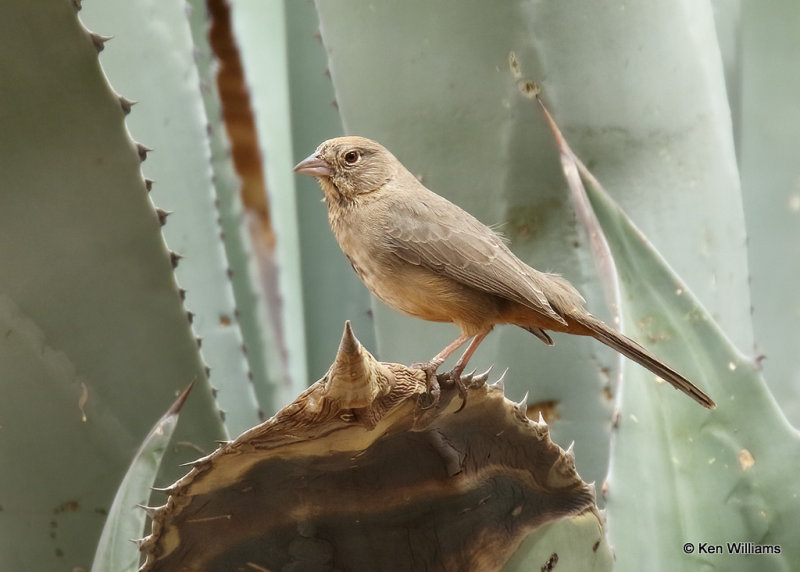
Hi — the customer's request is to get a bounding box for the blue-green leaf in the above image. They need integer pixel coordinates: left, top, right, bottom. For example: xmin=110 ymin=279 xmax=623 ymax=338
xmin=91 ymin=387 xmax=193 ymax=572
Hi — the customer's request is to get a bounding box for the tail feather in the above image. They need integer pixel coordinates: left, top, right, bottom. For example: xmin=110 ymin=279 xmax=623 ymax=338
xmin=523 ymin=326 xmax=554 ymax=346
xmin=582 ymin=317 xmax=715 ymax=409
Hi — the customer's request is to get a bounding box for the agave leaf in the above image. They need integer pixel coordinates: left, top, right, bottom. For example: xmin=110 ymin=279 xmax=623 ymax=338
xmin=186 ymin=0 xmax=286 ymax=418
xmin=285 ymin=1 xmax=379 ymax=384
xmin=709 ymin=0 xmax=742 ymax=146
xmin=140 ymin=324 xmax=605 ymax=571
xmin=502 ymin=510 xmax=613 ymax=572
xmin=0 ymin=2 xmax=224 ymax=568
xmin=579 ymin=147 xmax=800 ymax=570
xmin=230 ymin=0 xmax=377 ymax=392
xmin=227 ymin=0 xmax=311 ymax=405
xmin=738 ymin=0 xmax=800 ymax=424
xmin=541 ymin=97 xmax=799 ymax=567
xmin=81 ymin=0 xmax=261 ymax=437
xmin=91 ymin=386 xmax=193 ymax=572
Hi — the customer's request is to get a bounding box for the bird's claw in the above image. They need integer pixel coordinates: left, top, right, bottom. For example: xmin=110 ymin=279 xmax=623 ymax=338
xmin=435 ymin=369 xmax=467 ymax=386
xmin=453 ymin=376 xmax=468 ymax=413
xmin=419 ymin=375 xmax=441 ymax=410
xmin=413 ymin=361 xmax=442 ymax=410
xmin=414 ymin=362 xmax=491 ymax=412
xmin=448 ymin=366 xmax=492 ymax=412
xmin=441 ymin=368 xmax=470 ymax=413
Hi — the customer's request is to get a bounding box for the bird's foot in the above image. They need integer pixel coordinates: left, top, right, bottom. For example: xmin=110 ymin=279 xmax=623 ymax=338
xmin=412 ymin=360 xmax=442 ymax=409
xmin=438 ymin=366 xmax=494 ymax=413
xmin=412 ymin=361 xmax=493 ymax=412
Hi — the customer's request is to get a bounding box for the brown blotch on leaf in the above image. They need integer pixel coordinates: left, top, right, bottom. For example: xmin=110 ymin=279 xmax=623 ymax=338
xmin=508 ymin=51 xmax=522 ymax=79
xmin=53 ymin=501 xmax=80 ymax=514
xmin=541 ymin=552 xmax=559 ymax=572
xmin=517 ymin=79 xmax=541 ymax=99
xmin=528 ymin=400 xmax=560 ymax=424
xmin=738 ymin=449 xmax=755 ymax=471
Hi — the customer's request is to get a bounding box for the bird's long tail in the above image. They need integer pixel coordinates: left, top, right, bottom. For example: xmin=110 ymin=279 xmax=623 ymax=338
xmin=581 ymin=317 xmax=715 ymax=409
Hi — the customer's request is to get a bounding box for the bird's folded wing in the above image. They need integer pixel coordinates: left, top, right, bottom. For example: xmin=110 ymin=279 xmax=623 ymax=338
xmin=385 ymin=198 xmax=568 ymax=326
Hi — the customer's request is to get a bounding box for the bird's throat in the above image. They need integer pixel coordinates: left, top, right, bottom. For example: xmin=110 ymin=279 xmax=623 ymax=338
xmin=318 ymin=177 xmax=348 ymax=206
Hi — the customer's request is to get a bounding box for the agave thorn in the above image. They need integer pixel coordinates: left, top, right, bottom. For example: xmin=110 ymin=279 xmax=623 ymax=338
xmin=151 ymin=485 xmax=175 ymax=494
xmin=472 ymin=365 xmax=493 ymax=387
xmin=491 ymin=368 xmax=509 ymax=390
xmin=516 ymin=391 xmax=529 ymax=411
xmin=144 ymin=178 xmax=154 ymax=192
xmin=129 ymin=537 xmax=146 ymax=548
xmin=89 ymin=33 xmax=112 ymax=53
xmin=538 ymin=411 xmax=546 ymax=426
xmin=167 ymin=382 xmax=195 ymax=415
xmin=460 ymin=369 xmax=476 ymax=385
xmin=337 ymin=321 xmax=359 ymax=355
xmin=566 ymin=440 xmax=575 ymax=458
xmin=118 ymin=96 xmax=137 ymax=115
xmin=155 ymin=208 xmax=172 ymax=226
xmin=135 ymin=143 xmax=153 ymax=162
xmin=136 ymin=504 xmax=160 ymax=518
xmin=325 ymin=321 xmax=386 ymax=408
xmin=170 ymin=251 xmax=182 ymax=268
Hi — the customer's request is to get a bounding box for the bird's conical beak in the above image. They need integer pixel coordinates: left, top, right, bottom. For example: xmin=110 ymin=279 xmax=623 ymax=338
xmin=293 ymin=153 xmax=331 ymax=177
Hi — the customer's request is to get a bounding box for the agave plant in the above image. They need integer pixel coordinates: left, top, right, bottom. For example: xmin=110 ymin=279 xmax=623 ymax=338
xmin=1 ymin=0 xmax=798 ymax=570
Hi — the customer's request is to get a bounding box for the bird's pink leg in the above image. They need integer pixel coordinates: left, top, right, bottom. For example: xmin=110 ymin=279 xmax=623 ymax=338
xmin=448 ymin=332 xmax=489 ymax=412
xmin=413 ymin=334 xmax=472 ymax=408
xmin=449 ymin=332 xmax=488 ymax=381
xmin=417 ymin=334 xmax=472 ymax=371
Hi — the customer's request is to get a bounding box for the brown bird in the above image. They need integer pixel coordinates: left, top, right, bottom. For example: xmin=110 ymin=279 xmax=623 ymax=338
xmin=294 ymin=136 xmax=715 ymax=410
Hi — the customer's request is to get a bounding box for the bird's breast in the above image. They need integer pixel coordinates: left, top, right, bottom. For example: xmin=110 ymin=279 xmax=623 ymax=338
xmin=330 ymin=210 xmax=498 ymax=333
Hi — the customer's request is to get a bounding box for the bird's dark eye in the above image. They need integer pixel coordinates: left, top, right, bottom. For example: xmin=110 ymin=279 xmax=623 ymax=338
xmin=343 ymin=150 xmax=360 ymax=164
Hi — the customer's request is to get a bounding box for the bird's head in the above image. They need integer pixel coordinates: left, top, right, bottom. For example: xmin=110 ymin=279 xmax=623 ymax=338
xmin=294 ymin=136 xmax=399 ymax=202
